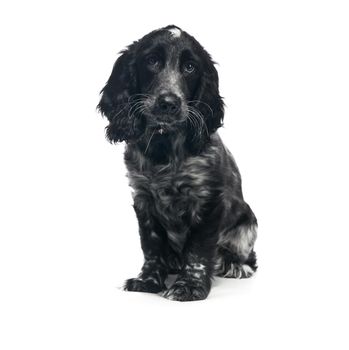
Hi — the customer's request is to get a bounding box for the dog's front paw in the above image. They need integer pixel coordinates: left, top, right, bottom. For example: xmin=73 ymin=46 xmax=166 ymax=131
xmin=124 ymin=277 xmax=163 ymax=294
xmin=162 ymin=281 xmax=209 ymax=302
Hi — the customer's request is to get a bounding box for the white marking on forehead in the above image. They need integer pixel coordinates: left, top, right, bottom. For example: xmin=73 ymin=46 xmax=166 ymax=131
xmin=168 ymin=28 xmax=181 ymax=38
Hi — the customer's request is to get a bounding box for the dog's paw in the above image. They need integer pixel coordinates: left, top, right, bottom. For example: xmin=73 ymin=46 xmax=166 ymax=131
xmin=221 ymin=263 xmax=256 ymax=279
xmin=124 ymin=277 xmax=163 ymax=294
xmin=162 ymin=281 xmax=209 ymax=302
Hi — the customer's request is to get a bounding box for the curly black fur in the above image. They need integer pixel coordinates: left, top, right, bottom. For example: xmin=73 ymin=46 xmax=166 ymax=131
xmin=98 ymin=25 xmax=257 ymax=301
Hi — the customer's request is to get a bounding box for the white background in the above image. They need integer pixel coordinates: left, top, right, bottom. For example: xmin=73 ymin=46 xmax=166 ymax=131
xmin=1 ymin=0 xmax=348 ymax=349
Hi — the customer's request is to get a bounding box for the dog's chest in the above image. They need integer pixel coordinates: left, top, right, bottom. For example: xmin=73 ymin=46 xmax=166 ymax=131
xmin=129 ymin=156 xmax=211 ymax=228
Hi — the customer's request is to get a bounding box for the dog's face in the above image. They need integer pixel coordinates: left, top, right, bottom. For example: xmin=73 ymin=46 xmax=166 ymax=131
xmin=136 ymin=27 xmax=201 ymax=127
xmin=98 ymin=25 xmax=224 ymax=149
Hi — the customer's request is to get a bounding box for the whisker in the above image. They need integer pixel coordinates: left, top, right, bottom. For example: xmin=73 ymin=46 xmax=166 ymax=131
xmin=188 ymin=106 xmax=209 ymax=137
xmin=110 ymin=103 xmax=130 ymax=119
xmin=107 ymin=94 xmax=153 ymax=121
xmin=128 ymin=94 xmax=152 ymax=104
xmin=144 ymin=128 xmax=156 ymax=154
xmin=187 ymin=111 xmax=201 ymax=131
xmin=128 ymin=101 xmax=146 ymax=118
xmin=187 ymin=100 xmax=214 ymax=117
xmin=130 ymin=104 xmax=147 ymax=119
xmin=186 ymin=113 xmax=195 ymax=129
xmin=186 ymin=114 xmax=200 ymax=139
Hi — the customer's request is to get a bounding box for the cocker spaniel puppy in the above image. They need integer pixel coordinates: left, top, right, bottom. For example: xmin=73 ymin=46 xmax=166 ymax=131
xmin=98 ymin=25 xmax=257 ymax=301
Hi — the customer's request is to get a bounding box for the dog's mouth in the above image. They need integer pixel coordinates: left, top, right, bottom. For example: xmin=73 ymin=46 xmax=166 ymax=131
xmin=153 ymin=124 xmax=167 ymax=135
xmin=147 ymin=119 xmax=181 ymax=135
xmin=142 ymin=107 xmax=187 ymax=136
xmin=141 ymin=103 xmax=187 ymax=135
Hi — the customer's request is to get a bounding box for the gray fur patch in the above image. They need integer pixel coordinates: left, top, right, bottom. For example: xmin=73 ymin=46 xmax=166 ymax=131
xmin=218 ymin=224 xmax=257 ymax=259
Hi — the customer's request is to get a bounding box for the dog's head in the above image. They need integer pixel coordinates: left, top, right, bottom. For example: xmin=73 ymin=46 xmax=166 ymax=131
xmin=98 ymin=25 xmax=224 ymax=150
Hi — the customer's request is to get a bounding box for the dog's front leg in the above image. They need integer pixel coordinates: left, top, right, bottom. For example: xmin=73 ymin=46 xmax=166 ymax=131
xmin=124 ymin=256 xmax=167 ymax=294
xmin=124 ymin=205 xmax=168 ymax=294
xmin=163 ymin=223 xmax=218 ymax=302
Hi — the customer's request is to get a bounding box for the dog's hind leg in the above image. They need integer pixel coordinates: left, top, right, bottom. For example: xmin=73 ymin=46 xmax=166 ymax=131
xmin=214 ymin=199 xmax=258 ymax=279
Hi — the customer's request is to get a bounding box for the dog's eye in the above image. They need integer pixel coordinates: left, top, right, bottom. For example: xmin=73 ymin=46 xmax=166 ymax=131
xmin=183 ymin=62 xmax=196 ymax=74
xmin=146 ymin=55 xmax=160 ymax=68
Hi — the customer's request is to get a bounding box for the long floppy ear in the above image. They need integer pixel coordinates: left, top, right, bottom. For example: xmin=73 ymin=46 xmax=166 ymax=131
xmin=195 ymin=58 xmax=224 ymax=133
xmin=97 ymin=45 xmax=140 ymax=143
xmin=187 ymin=56 xmax=224 ymax=153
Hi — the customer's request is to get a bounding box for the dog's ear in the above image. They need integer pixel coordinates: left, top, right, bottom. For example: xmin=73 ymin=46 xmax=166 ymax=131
xmin=195 ymin=58 xmax=224 ymax=134
xmin=97 ymin=45 xmax=140 ymax=143
xmin=187 ymin=56 xmax=224 ymax=153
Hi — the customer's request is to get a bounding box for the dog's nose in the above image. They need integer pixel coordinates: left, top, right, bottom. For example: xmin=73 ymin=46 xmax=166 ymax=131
xmin=156 ymin=93 xmax=181 ymax=115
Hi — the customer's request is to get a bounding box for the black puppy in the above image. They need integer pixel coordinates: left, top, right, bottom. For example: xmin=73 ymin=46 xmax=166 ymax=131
xmin=98 ymin=25 xmax=257 ymax=301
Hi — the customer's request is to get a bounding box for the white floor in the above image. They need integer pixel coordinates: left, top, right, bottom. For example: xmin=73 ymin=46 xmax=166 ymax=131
xmin=2 ymin=212 xmax=347 ymax=350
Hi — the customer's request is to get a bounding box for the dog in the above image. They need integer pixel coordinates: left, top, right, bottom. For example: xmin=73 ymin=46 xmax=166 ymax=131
xmin=97 ymin=25 xmax=257 ymax=301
